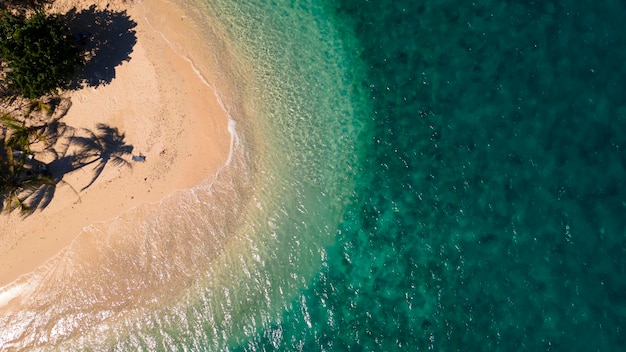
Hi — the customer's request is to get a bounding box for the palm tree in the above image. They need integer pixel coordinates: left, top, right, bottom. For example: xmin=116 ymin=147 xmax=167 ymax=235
xmin=0 ymin=164 xmax=53 ymax=213
xmin=0 ymin=142 xmax=54 ymax=213
xmin=0 ymin=113 xmax=53 ymax=213
xmin=0 ymin=113 xmax=46 ymax=154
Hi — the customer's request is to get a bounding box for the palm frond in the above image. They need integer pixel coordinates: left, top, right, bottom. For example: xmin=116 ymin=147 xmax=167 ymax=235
xmin=28 ymin=99 xmax=51 ymax=114
xmin=0 ymin=113 xmax=24 ymax=131
xmin=19 ymin=174 xmax=53 ymax=190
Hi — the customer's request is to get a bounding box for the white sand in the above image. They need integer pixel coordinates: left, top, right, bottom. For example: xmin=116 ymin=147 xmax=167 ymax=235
xmin=0 ymin=0 xmax=232 ymax=286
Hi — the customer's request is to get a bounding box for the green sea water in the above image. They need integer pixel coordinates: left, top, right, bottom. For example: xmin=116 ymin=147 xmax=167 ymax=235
xmin=227 ymin=0 xmax=626 ymax=350
xmin=1 ymin=0 xmax=625 ymax=350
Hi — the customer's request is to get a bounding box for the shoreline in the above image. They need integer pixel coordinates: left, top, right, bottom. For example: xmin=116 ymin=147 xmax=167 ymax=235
xmin=0 ymin=0 xmax=232 ymax=287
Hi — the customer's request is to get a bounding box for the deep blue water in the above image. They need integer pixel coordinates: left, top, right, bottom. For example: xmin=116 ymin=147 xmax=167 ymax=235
xmin=235 ymin=0 xmax=626 ymax=350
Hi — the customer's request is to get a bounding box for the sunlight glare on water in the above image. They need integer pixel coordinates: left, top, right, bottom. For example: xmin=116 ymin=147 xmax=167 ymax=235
xmin=0 ymin=0 xmax=361 ymax=350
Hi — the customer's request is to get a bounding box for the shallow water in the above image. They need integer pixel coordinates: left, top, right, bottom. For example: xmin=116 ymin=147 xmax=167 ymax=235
xmin=2 ymin=0 xmax=626 ymax=350
xmin=0 ymin=0 xmax=359 ymax=350
xmin=241 ymin=0 xmax=626 ymax=350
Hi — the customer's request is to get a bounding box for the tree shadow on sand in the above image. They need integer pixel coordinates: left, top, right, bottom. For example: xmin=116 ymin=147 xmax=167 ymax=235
xmin=3 ymin=121 xmax=134 ymax=216
xmin=0 ymin=155 xmax=55 ymax=215
xmin=19 ymin=119 xmax=77 ymax=214
xmin=65 ymin=5 xmax=138 ymax=88
xmin=48 ymin=123 xmax=134 ymax=192
xmin=11 ymin=180 xmax=56 ymax=215
xmin=0 ymin=97 xmax=75 ymax=215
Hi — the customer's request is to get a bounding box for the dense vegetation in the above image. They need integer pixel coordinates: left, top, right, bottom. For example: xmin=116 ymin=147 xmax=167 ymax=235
xmin=0 ymin=5 xmax=81 ymax=213
xmin=0 ymin=5 xmax=137 ymax=214
xmin=0 ymin=10 xmax=81 ymax=99
xmin=0 ymin=112 xmax=52 ymax=213
xmin=0 ymin=0 xmax=51 ymax=11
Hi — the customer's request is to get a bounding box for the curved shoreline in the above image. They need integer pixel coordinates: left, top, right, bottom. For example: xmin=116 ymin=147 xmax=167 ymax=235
xmin=0 ymin=0 xmax=232 ymax=287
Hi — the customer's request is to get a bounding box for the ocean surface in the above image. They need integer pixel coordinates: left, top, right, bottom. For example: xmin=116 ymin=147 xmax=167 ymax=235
xmin=2 ymin=0 xmax=626 ymax=350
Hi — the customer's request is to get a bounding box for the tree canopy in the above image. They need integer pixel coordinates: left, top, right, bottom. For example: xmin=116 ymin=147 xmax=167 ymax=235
xmin=0 ymin=6 xmax=137 ymax=213
xmin=0 ymin=10 xmax=82 ymax=99
xmin=0 ymin=0 xmax=52 ymax=13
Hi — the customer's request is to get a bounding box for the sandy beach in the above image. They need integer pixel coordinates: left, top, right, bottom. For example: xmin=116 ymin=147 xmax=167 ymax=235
xmin=0 ymin=0 xmax=232 ymax=286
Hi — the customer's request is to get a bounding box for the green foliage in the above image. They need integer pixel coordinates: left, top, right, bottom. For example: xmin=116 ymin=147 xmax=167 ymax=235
xmin=0 ymin=113 xmax=52 ymax=213
xmin=0 ymin=10 xmax=82 ymax=99
xmin=0 ymin=0 xmax=52 ymax=13
xmin=0 ymin=113 xmax=46 ymax=153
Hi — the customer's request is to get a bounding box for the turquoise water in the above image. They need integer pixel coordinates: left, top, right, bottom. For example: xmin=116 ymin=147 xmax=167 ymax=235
xmin=2 ymin=0 xmax=626 ymax=350
xmin=228 ymin=0 xmax=626 ymax=351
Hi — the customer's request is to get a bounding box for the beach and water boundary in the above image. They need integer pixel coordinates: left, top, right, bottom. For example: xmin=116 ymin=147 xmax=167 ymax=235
xmin=0 ymin=0 xmax=360 ymax=349
xmin=1 ymin=0 xmax=626 ymax=350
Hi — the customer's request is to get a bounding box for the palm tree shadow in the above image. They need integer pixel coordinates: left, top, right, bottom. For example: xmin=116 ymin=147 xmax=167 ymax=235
xmin=18 ymin=183 xmax=55 ymax=214
xmin=69 ymin=123 xmax=133 ymax=191
xmin=0 ymin=119 xmax=134 ymax=215
xmin=65 ymin=5 xmax=138 ymax=88
xmin=0 ymin=157 xmax=57 ymax=216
